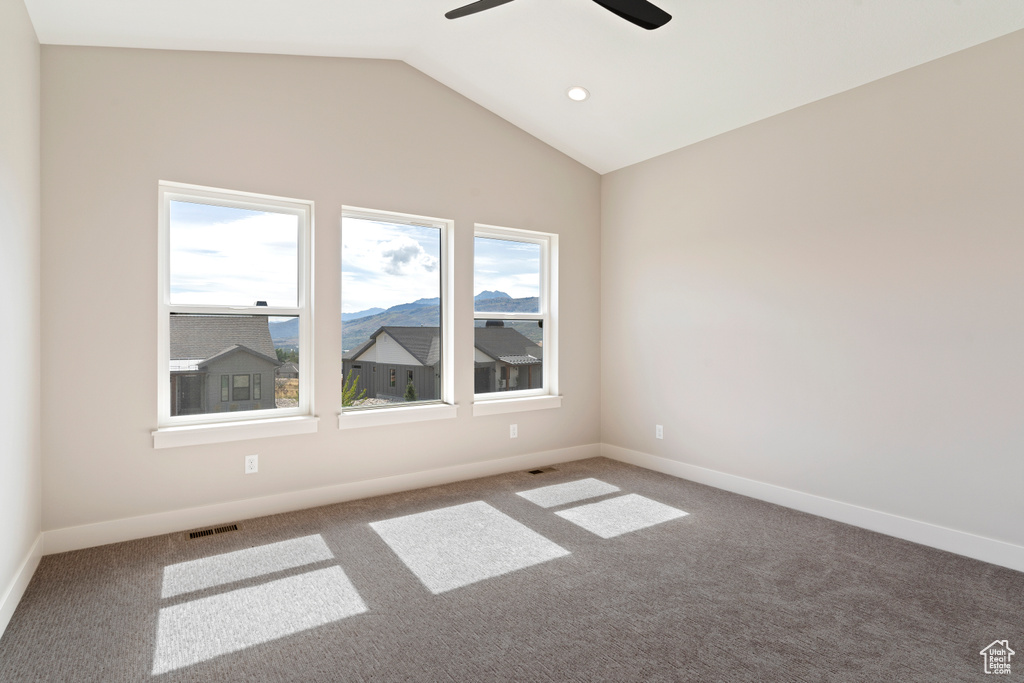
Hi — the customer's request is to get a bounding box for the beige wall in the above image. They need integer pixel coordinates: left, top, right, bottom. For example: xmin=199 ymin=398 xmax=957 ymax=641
xmin=602 ymin=30 xmax=1024 ymax=547
xmin=40 ymin=47 xmax=601 ymax=533
xmin=0 ymin=0 xmax=42 ymax=629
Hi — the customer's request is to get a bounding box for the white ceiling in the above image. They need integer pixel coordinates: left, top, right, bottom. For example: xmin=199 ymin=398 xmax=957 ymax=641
xmin=23 ymin=0 xmax=1024 ymax=173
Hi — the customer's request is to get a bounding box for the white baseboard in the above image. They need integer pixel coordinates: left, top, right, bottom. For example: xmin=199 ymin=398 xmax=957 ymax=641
xmin=43 ymin=443 xmax=600 ymax=555
xmin=602 ymin=444 xmax=1024 ymax=574
xmin=0 ymin=534 xmax=42 ymax=640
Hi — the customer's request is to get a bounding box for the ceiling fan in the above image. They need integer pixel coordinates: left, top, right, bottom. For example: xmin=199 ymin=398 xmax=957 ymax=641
xmin=445 ymin=0 xmax=672 ymax=30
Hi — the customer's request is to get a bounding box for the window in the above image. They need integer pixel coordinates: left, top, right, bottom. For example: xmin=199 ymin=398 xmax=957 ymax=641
xmin=156 ymin=182 xmax=315 ymax=446
xmin=340 ymin=207 xmax=455 ymax=428
xmin=473 ymin=225 xmax=558 ymax=411
xmin=232 ymin=375 xmax=251 ymax=401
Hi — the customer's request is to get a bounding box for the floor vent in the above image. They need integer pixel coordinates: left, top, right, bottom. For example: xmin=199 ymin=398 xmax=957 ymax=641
xmin=189 ymin=524 xmax=239 ymax=539
xmin=527 ymin=467 xmax=558 ymax=475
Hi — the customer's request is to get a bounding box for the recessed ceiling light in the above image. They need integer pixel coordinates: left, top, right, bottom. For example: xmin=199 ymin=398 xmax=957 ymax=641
xmin=567 ymin=86 xmax=589 ymax=102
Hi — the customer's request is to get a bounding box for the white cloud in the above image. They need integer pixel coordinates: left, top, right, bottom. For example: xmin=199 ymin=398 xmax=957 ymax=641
xmin=473 ymin=237 xmax=541 ymax=299
xmin=342 ymin=218 xmax=442 ymax=312
xmin=169 ymin=210 xmax=298 ymax=307
xmin=381 ymin=235 xmax=438 ymax=276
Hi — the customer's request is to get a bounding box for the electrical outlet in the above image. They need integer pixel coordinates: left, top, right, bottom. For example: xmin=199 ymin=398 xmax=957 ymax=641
xmin=245 ymin=454 xmax=258 ymax=474
xmin=510 ymin=424 xmax=518 ymax=439
xmin=655 ymin=425 xmax=663 ymax=440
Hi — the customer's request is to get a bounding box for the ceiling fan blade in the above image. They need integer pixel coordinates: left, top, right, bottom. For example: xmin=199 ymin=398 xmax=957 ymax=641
xmin=445 ymin=0 xmax=516 ymax=20
xmin=590 ymin=0 xmax=671 ymax=29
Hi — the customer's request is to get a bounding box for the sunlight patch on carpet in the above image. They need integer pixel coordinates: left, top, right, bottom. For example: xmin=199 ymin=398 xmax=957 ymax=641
xmin=516 ymin=478 xmax=621 ymax=508
xmin=369 ymin=501 xmax=569 ymax=594
xmin=161 ymin=534 xmax=335 ymax=598
xmin=151 ymin=566 xmax=366 ymax=675
xmin=555 ymin=494 xmax=688 ymax=538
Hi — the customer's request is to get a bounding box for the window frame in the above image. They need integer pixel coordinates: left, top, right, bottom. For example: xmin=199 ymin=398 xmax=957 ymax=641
xmin=338 ymin=206 xmax=456 ymax=429
xmin=154 ymin=181 xmax=317 ymax=447
xmin=472 ymin=224 xmax=559 ymax=414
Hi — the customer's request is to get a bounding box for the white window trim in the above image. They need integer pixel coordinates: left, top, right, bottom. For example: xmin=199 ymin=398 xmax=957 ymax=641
xmin=154 ymin=181 xmax=316 ymax=448
xmin=338 ymin=206 xmax=455 ymax=429
xmin=153 ymin=416 xmax=320 ymax=449
xmin=472 ymin=395 xmax=561 ymax=417
xmin=338 ymin=403 xmax=458 ymax=429
xmin=473 ymin=224 xmax=560 ymax=414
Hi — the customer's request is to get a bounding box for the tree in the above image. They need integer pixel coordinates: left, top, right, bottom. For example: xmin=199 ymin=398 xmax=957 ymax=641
xmin=276 ymin=347 xmax=298 ymax=363
xmin=342 ymin=370 xmax=367 ymax=407
xmin=404 ymin=380 xmax=418 ymax=402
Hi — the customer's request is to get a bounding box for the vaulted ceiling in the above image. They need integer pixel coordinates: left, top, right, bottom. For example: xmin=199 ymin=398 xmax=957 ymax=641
xmin=23 ymin=0 xmax=1024 ymax=173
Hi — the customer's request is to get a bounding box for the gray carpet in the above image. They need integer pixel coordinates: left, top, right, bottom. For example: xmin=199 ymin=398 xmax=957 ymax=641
xmin=1 ymin=457 xmax=1020 ymax=682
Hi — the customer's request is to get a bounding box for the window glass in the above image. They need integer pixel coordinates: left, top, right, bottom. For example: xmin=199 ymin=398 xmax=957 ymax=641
xmin=159 ymin=183 xmax=312 ymax=429
xmin=169 ymin=201 xmax=298 ymax=307
xmin=169 ymin=314 xmax=297 ymax=417
xmin=473 ymin=320 xmax=544 ymax=393
xmin=233 ymin=375 xmax=251 ymax=401
xmin=342 ymin=213 xmax=445 ymax=407
xmin=473 ymin=237 xmax=540 ymax=313
xmin=473 ymin=227 xmax=555 ymax=400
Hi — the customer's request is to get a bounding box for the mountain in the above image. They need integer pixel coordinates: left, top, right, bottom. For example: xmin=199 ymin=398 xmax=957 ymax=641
xmin=272 ymin=294 xmax=541 ymax=352
xmin=342 ymin=295 xmax=539 ymax=351
xmin=343 ymin=304 xmax=440 ymax=352
xmin=474 ymin=296 xmax=539 ymax=313
xmin=269 ymin=318 xmax=299 ymax=348
xmin=341 ymin=307 xmax=385 ymax=322
xmin=474 ymin=290 xmax=510 ymax=301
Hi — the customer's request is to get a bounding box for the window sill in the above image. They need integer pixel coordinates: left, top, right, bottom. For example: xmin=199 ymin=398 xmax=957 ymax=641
xmin=153 ymin=415 xmax=320 ymax=449
xmin=472 ymin=395 xmax=562 ymax=417
xmin=338 ymin=403 xmax=458 ymax=430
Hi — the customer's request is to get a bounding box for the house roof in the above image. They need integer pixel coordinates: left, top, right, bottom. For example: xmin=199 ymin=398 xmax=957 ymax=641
xmin=342 ymin=325 xmax=542 ymax=367
xmin=170 ymin=315 xmax=279 ymax=364
xmin=277 ymin=362 xmax=299 ymax=374
xmin=372 ymin=326 xmax=441 ymax=366
xmin=198 ymin=344 xmax=280 ymax=369
xmin=473 ymin=326 xmax=543 ymax=365
xmin=343 ymin=338 xmax=375 ymax=362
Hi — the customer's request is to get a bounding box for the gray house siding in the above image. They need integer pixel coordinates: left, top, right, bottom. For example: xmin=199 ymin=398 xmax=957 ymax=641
xmin=204 ymin=352 xmax=278 ymax=413
xmin=474 ymin=360 xmax=542 ymax=394
xmin=343 ymin=360 xmax=438 ymax=402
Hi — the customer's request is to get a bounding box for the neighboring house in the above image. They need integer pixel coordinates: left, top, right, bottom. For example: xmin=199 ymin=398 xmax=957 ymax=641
xmin=341 ymin=323 xmax=542 ymax=402
xmin=276 ymin=362 xmax=299 ymax=379
xmin=343 ymin=327 xmax=441 ymax=402
xmin=170 ymin=315 xmax=281 ymax=416
xmin=473 ymin=322 xmax=543 ymax=393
